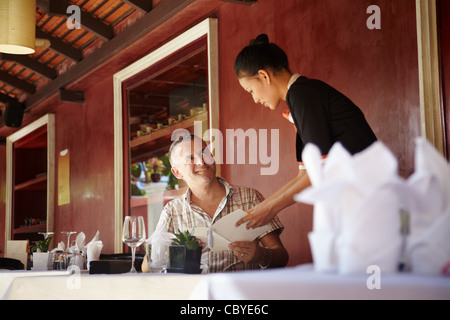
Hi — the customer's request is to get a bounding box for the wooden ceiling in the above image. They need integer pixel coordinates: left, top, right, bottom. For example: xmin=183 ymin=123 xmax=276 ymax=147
xmin=0 ymin=0 xmax=257 ymax=129
xmin=0 ymin=0 xmax=154 ymax=125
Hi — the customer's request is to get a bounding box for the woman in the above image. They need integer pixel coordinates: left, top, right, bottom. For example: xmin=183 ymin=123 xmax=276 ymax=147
xmin=235 ymin=34 xmax=377 ymax=229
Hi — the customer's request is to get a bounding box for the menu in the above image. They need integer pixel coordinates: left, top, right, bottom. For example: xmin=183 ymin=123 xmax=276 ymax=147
xmin=193 ymin=209 xmax=272 ymax=252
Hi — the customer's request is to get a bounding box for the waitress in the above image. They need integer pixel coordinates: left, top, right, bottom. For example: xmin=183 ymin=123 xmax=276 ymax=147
xmin=235 ymin=34 xmax=377 ymax=229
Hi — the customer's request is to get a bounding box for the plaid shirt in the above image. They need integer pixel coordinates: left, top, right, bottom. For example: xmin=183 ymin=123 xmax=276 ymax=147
xmin=155 ymin=178 xmax=284 ymax=273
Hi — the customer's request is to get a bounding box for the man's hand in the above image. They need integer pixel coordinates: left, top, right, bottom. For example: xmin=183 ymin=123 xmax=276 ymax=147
xmin=228 ymin=241 xmax=266 ymax=264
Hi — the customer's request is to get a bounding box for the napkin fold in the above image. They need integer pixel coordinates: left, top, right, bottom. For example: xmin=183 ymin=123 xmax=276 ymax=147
xmin=406 ymin=138 xmax=450 ymax=275
xmin=86 ymin=231 xmax=103 ymax=270
xmin=51 ymin=241 xmax=65 ymax=252
xmin=75 ymin=232 xmax=86 ymax=251
xmin=296 ymin=142 xmax=408 ymax=274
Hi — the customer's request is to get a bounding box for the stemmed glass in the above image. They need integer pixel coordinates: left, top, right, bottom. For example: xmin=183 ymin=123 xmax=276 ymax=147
xmin=61 ymin=231 xmax=76 ymax=252
xmin=122 ymin=216 xmax=146 ymax=273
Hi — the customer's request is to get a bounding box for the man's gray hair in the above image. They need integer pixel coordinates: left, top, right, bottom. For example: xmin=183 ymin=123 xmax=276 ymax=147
xmin=168 ymin=133 xmax=201 ymax=166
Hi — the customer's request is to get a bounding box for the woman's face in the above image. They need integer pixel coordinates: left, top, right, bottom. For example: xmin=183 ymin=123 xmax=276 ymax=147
xmin=238 ymin=70 xmax=281 ymax=110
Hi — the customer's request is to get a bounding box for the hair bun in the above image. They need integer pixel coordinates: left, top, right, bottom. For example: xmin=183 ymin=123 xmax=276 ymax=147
xmin=249 ymin=34 xmax=269 ymax=46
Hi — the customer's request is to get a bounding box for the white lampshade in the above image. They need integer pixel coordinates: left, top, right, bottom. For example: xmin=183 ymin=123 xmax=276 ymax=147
xmin=0 ymin=0 xmax=36 ymax=55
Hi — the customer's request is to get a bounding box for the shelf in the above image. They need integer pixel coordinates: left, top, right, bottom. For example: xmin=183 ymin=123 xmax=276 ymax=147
xmin=14 ymin=175 xmax=47 ymax=191
xmin=13 ymin=223 xmax=47 ymax=235
xmin=130 ymin=112 xmax=208 ymax=149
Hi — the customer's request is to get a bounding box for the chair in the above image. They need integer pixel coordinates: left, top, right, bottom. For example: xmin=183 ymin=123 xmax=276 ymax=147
xmin=0 ymin=257 xmax=25 ymax=270
xmin=5 ymin=240 xmax=28 ymax=270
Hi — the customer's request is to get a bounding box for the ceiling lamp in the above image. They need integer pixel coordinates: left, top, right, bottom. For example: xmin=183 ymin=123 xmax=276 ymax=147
xmin=0 ymin=0 xmax=36 ymax=55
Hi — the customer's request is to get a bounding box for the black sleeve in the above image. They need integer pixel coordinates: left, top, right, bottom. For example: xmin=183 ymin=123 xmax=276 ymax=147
xmin=287 ymin=82 xmax=334 ymax=162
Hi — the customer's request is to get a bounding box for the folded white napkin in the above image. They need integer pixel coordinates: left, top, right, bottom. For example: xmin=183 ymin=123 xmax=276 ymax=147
xmin=51 ymin=241 xmax=65 ymax=252
xmin=86 ymin=231 xmax=103 ymax=270
xmin=75 ymin=232 xmax=86 ymax=251
xmin=406 ymin=138 xmax=450 ymax=275
xmin=296 ymin=142 xmax=408 ymax=274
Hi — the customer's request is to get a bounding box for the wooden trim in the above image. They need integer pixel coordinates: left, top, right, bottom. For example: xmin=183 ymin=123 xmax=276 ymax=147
xmin=416 ymin=0 xmax=444 ymax=155
xmin=5 ymin=114 xmax=55 ymax=244
xmin=113 ymin=18 xmax=219 ymax=253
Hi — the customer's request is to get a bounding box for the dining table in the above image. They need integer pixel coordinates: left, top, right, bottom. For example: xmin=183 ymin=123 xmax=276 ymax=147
xmin=2 ymin=263 xmax=450 ymax=300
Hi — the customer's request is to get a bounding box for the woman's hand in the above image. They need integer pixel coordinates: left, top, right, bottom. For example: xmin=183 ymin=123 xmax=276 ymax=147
xmin=228 ymin=241 xmax=266 ymax=264
xmin=235 ymin=203 xmax=276 ymax=229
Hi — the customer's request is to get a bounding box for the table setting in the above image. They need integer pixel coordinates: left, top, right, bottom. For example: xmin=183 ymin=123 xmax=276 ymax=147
xmin=2 ymin=137 xmax=449 ymax=300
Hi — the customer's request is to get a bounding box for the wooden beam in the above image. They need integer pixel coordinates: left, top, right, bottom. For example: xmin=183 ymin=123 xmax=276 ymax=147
xmin=25 ymin=0 xmax=196 ymax=111
xmin=122 ymin=0 xmax=153 ymax=13
xmin=0 ymin=93 xmax=17 ymax=103
xmin=0 ymin=70 xmax=36 ymax=94
xmin=1 ymin=54 xmax=57 ymax=79
xmin=36 ymin=28 xmax=83 ymax=61
xmin=46 ymin=0 xmax=114 ymax=40
xmin=59 ymin=88 xmax=84 ymax=103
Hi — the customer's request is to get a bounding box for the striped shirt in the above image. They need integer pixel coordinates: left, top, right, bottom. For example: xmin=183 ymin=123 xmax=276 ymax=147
xmin=155 ymin=178 xmax=284 ymax=273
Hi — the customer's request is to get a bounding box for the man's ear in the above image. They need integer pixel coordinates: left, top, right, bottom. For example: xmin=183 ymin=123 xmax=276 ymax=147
xmin=258 ymin=69 xmax=272 ymax=85
xmin=171 ymin=167 xmax=183 ymax=179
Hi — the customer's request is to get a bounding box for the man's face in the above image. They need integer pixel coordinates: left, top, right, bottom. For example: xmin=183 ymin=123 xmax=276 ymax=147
xmin=171 ymin=138 xmax=216 ymax=185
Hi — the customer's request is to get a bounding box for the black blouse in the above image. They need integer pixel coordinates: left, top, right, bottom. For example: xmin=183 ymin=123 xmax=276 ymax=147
xmin=286 ymin=76 xmax=377 ymax=162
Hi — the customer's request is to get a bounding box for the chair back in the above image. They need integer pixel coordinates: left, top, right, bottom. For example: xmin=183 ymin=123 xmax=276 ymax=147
xmin=5 ymin=240 xmax=28 ymax=270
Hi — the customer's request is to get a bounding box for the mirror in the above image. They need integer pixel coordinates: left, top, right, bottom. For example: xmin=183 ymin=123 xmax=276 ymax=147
xmin=113 ymin=18 xmax=219 ymax=252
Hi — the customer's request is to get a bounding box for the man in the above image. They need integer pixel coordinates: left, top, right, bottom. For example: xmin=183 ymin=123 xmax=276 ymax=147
xmin=155 ymin=134 xmax=289 ymax=272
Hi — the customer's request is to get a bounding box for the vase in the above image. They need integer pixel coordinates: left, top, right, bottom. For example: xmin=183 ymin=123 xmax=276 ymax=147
xmin=32 ymin=252 xmax=52 ymax=270
xmin=168 ymin=245 xmax=202 ymax=274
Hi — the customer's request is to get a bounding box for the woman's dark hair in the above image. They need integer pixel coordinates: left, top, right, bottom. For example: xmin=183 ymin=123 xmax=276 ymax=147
xmin=234 ymin=34 xmax=290 ymax=78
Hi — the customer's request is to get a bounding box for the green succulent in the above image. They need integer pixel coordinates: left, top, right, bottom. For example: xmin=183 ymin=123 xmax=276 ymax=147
xmin=30 ymin=236 xmax=53 ymax=253
xmin=171 ymin=229 xmax=200 ymax=250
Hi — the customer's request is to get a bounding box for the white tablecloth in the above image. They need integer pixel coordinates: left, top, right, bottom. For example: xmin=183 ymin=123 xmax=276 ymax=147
xmin=2 ymin=272 xmax=203 ymax=300
xmin=0 ymin=270 xmax=69 ymax=298
xmin=3 ymin=264 xmax=450 ymax=300
xmin=191 ymin=264 xmax=450 ymax=300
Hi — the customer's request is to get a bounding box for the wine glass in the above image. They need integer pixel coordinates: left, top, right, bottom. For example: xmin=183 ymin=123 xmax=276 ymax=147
xmin=61 ymin=231 xmax=76 ymax=252
xmin=122 ymin=216 xmax=146 ymax=273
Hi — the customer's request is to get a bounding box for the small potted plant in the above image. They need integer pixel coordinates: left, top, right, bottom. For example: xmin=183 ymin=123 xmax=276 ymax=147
xmin=169 ymin=229 xmax=202 ymax=274
xmin=30 ymin=233 xmax=53 ymax=270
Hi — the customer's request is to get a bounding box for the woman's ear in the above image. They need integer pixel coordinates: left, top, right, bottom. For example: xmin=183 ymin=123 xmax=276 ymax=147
xmin=171 ymin=167 xmax=183 ymax=179
xmin=258 ymin=69 xmax=272 ymax=85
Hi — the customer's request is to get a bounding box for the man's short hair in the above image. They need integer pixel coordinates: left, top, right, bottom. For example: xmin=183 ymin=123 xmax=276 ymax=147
xmin=168 ymin=133 xmax=200 ymax=166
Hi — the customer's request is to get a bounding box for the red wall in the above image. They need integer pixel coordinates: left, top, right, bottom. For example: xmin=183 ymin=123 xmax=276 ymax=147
xmin=52 ymin=76 xmax=116 ymax=250
xmin=0 ymin=0 xmax=423 ymax=266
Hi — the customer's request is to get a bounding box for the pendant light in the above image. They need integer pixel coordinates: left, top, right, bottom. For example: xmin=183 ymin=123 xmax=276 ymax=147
xmin=0 ymin=0 xmax=36 ymax=55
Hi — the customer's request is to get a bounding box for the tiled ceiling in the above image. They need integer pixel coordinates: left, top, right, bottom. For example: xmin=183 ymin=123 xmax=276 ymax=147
xmin=0 ymin=0 xmax=154 ymax=122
